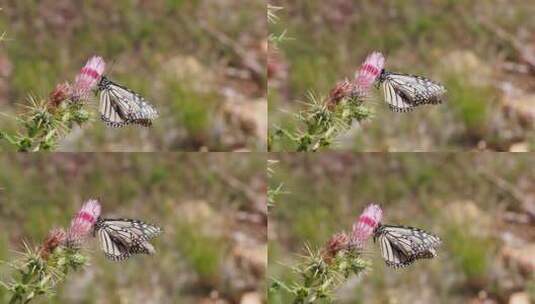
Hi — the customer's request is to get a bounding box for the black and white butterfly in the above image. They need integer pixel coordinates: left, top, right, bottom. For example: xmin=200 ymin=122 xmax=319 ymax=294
xmin=93 ymin=217 xmax=162 ymax=261
xmin=97 ymin=76 xmax=159 ymax=127
xmin=377 ymin=69 xmax=446 ymax=112
xmin=373 ymin=223 xmax=441 ymax=268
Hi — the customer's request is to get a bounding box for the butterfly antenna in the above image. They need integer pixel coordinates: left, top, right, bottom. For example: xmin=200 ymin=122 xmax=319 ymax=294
xmin=106 ymin=58 xmax=119 ymax=77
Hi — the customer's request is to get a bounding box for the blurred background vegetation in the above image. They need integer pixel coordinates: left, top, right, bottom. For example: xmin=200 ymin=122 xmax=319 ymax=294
xmin=0 ymin=0 xmax=266 ymax=151
xmin=269 ymin=153 xmax=535 ymax=303
xmin=0 ymin=153 xmax=267 ymax=303
xmin=269 ymin=0 xmax=535 ymax=151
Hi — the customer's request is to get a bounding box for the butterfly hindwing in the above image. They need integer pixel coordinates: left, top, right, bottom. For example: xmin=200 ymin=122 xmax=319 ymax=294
xmin=129 ymin=241 xmax=156 ymax=255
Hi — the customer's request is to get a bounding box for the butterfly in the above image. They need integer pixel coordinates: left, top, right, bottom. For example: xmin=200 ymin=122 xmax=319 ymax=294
xmin=377 ymin=69 xmax=446 ymax=112
xmin=97 ymin=76 xmax=159 ymax=127
xmin=373 ymin=223 xmax=441 ymax=268
xmin=93 ymin=217 xmax=162 ymax=261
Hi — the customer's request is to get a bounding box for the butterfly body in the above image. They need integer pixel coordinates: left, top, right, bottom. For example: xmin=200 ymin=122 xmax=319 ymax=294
xmin=377 ymin=69 xmax=446 ymax=112
xmin=93 ymin=217 xmax=162 ymax=261
xmin=97 ymin=76 xmax=159 ymax=127
xmin=373 ymin=223 xmax=441 ymax=268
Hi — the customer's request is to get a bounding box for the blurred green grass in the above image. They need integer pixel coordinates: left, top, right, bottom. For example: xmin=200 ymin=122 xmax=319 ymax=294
xmin=0 ymin=153 xmax=266 ymax=303
xmin=446 ymin=225 xmax=492 ymax=282
xmin=175 ymin=221 xmax=227 ymax=281
xmin=269 ymin=0 xmax=535 ymax=151
xmin=1 ymin=0 xmax=266 ymax=151
xmin=269 ymin=153 xmax=535 ymax=303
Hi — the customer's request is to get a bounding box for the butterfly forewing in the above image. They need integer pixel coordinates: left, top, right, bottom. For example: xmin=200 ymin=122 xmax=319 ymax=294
xmin=96 ymin=227 xmax=131 ymax=261
xmin=382 ymin=80 xmax=416 ymax=112
xmin=99 ymin=90 xmax=130 ymax=127
xmin=378 ymin=234 xmax=415 ymax=268
xmin=101 ymin=218 xmax=162 ymax=241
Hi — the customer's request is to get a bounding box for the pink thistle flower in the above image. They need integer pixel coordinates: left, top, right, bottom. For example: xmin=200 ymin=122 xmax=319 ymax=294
xmin=322 ymin=231 xmax=350 ymax=262
xmin=39 ymin=227 xmax=67 ymax=259
xmin=66 ymin=199 xmax=101 ymax=248
xmin=350 ymin=203 xmax=383 ymax=249
xmin=353 ymin=52 xmax=385 ymax=98
xmin=71 ymin=56 xmax=106 ymax=101
xmin=48 ymin=82 xmax=72 ymax=108
xmin=326 ymin=79 xmax=353 ymax=109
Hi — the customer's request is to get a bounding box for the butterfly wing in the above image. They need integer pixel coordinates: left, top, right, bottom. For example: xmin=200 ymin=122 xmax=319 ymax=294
xmin=389 ymin=73 xmax=446 ymax=105
xmin=107 ymin=82 xmax=159 ymax=126
xmin=98 ymin=76 xmax=159 ymax=127
xmin=375 ymin=224 xmax=441 ymax=268
xmin=129 ymin=241 xmax=156 ymax=255
xmin=100 ymin=218 xmax=162 ymax=241
xmin=96 ymin=227 xmax=131 ymax=261
xmin=377 ymin=233 xmax=415 ymax=268
xmin=94 ymin=218 xmax=162 ymax=261
xmin=99 ymin=89 xmax=130 ymax=127
xmin=381 ymin=72 xmax=446 ymax=112
xmin=381 ymin=78 xmax=416 ymax=112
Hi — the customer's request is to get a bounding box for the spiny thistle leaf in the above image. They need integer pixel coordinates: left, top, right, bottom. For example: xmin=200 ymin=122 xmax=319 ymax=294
xmin=271 ymin=91 xmax=372 ymax=152
xmin=1 ymin=95 xmax=91 ymax=152
xmin=270 ymin=52 xmax=385 ymax=151
xmin=271 ymin=244 xmax=370 ymax=303
xmin=0 ymin=241 xmax=88 ymax=303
